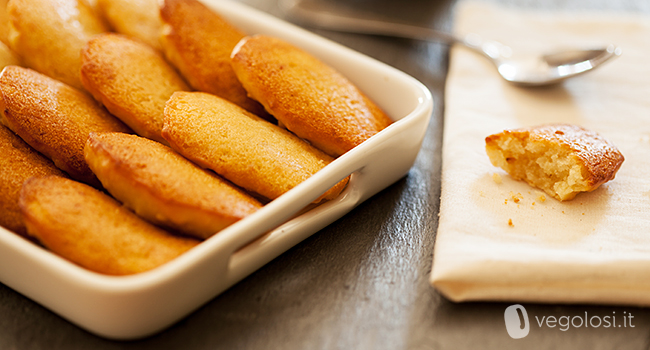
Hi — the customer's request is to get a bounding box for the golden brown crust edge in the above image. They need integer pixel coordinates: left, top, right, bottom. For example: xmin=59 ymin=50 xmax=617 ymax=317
xmin=84 ymin=132 xmax=263 ymax=239
xmin=80 ymin=33 xmax=189 ymax=144
xmin=159 ymin=0 xmax=270 ymax=120
xmin=0 ymin=125 xmax=66 ymax=236
xmin=162 ymin=91 xmax=349 ymax=203
xmin=230 ymin=35 xmax=393 ymax=157
xmin=485 ymin=123 xmax=624 ymax=199
xmin=7 ymin=0 xmax=108 ymax=90
xmin=0 ymin=66 xmax=132 ymax=186
xmin=19 ymin=175 xmax=199 ymax=275
xmin=96 ymin=0 xmax=163 ymax=51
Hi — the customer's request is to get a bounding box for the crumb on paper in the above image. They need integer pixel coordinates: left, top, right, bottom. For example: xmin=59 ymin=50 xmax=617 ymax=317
xmin=537 ymin=192 xmax=546 ymax=202
xmin=508 ymin=218 xmax=514 ymax=227
xmin=562 ymin=211 xmax=565 ymax=214
xmin=532 ymin=202 xmax=536 ymax=206
xmin=509 ymin=191 xmax=523 ymax=203
xmin=492 ymin=172 xmax=502 ymax=184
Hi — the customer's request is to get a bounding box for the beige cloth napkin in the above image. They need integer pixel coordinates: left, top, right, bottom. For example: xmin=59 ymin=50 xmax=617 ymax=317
xmin=430 ymin=1 xmax=650 ymax=306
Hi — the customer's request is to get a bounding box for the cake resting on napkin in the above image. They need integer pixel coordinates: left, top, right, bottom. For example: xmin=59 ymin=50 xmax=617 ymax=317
xmin=430 ymin=2 xmax=650 ymax=306
xmin=485 ymin=123 xmax=624 ymax=201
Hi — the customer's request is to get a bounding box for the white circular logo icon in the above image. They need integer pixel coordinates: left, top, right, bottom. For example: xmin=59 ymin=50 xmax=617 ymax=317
xmin=504 ymin=304 xmax=530 ymax=339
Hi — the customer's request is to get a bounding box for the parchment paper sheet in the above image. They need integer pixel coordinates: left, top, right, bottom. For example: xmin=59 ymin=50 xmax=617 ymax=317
xmin=430 ymin=2 xmax=650 ymax=306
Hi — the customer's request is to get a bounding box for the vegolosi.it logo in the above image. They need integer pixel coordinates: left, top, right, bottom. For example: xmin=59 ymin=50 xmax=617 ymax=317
xmin=504 ymin=304 xmax=530 ymax=339
xmin=504 ymin=304 xmax=635 ymax=339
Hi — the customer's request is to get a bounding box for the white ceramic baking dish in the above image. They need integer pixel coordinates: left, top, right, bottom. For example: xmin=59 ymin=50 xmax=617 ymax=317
xmin=0 ymin=0 xmax=432 ymax=339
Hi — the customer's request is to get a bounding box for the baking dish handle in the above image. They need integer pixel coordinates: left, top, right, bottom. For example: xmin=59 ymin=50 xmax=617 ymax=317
xmin=198 ymin=113 xmax=428 ymax=280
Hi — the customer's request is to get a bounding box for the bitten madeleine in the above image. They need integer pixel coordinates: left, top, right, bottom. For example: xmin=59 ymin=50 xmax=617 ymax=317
xmin=0 ymin=66 xmax=132 ymax=186
xmin=0 ymin=125 xmax=65 ymax=236
xmin=81 ymin=33 xmax=189 ymax=144
xmin=96 ymin=0 xmax=163 ymax=51
xmin=85 ymin=132 xmax=263 ymax=239
xmin=485 ymin=123 xmax=625 ymax=201
xmin=19 ymin=175 xmax=199 ymax=275
xmin=231 ymin=35 xmax=393 ymax=157
xmin=159 ymin=0 xmax=269 ymax=119
xmin=7 ymin=0 xmax=108 ymax=90
xmin=163 ymin=92 xmax=348 ymax=203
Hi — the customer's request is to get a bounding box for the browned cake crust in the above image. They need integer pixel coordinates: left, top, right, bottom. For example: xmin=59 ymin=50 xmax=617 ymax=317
xmin=0 ymin=66 xmax=132 ymax=186
xmin=0 ymin=0 xmax=18 ymax=67
xmin=485 ymin=123 xmax=625 ymax=201
xmin=7 ymin=0 xmax=108 ymax=90
xmin=0 ymin=0 xmax=11 ymax=47
xmin=84 ymin=132 xmax=263 ymax=239
xmin=159 ymin=0 xmax=269 ymax=119
xmin=0 ymin=125 xmax=65 ymax=236
xmin=0 ymin=40 xmax=19 ymax=70
xmin=81 ymin=33 xmax=189 ymax=144
xmin=19 ymin=175 xmax=199 ymax=275
xmin=97 ymin=0 xmax=163 ymax=51
xmin=162 ymin=91 xmax=348 ymax=203
xmin=230 ymin=35 xmax=393 ymax=157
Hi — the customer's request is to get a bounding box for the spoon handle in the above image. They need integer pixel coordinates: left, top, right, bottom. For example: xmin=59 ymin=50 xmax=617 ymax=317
xmin=279 ymin=0 xmax=512 ymax=62
xmin=281 ymin=0 xmax=460 ymax=43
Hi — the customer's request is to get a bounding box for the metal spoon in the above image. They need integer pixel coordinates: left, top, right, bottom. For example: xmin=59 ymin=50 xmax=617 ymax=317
xmin=280 ymin=0 xmax=622 ymax=86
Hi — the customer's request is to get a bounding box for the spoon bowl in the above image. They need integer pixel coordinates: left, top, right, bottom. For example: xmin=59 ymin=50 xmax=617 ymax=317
xmin=492 ymin=44 xmax=621 ymax=86
xmin=280 ymin=0 xmax=622 ymax=86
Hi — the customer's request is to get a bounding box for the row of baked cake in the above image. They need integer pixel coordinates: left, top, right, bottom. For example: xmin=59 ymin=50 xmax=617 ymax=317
xmin=0 ymin=0 xmax=391 ymax=275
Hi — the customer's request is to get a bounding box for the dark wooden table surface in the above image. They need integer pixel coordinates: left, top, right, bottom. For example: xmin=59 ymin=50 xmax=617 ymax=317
xmin=1 ymin=0 xmax=649 ymax=349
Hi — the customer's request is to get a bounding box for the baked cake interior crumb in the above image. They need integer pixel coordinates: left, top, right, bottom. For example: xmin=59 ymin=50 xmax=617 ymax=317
xmin=486 ymin=137 xmax=590 ymax=200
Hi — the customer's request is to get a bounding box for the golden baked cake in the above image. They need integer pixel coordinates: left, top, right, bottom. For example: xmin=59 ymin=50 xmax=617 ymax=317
xmin=0 ymin=125 xmax=65 ymax=236
xmin=0 ymin=0 xmax=10 ymax=46
xmin=485 ymin=123 xmax=625 ymax=201
xmin=85 ymin=132 xmax=263 ymax=239
xmin=19 ymin=175 xmax=199 ymax=275
xmin=7 ymin=0 xmax=108 ymax=90
xmin=81 ymin=33 xmax=189 ymax=144
xmin=0 ymin=0 xmax=20 ymax=68
xmin=163 ymin=91 xmax=348 ymax=203
xmin=96 ymin=0 xmax=163 ymax=51
xmin=230 ymin=35 xmax=393 ymax=157
xmin=159 ymin=0 xmax=269 ymax=119
xmin=0 ymin=66 xmax=131 ymax=186
xmin=0 ymin=40 xmax=19 ymax=69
